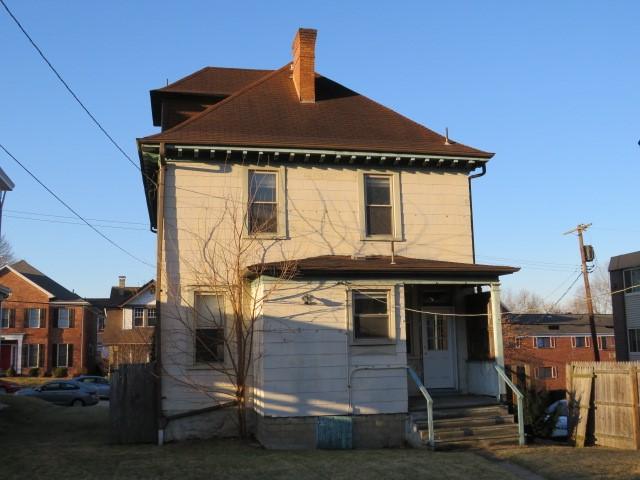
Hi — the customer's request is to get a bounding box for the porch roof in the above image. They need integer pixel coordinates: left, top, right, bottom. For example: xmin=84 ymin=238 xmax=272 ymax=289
xmin=246 ymin=255 xmax=519 ymax=280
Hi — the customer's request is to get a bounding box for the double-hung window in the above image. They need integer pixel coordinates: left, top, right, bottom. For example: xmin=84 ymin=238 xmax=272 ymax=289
xmin=194 ymin=293 xmax=225 ymax=363
xmin=364 ymin=175 xmax=393 ymax=236
xmin=27 ymin=308 xmax=42 ymax=328
xmin=599 ymin=336 xmax=614 ymax=350
xmin=22 ymin=344 xmax=41 ymax=368
xmin=147 ymin=308 xmax=157 ymax=327
xmin=534 ymin=336 xmax=555 ymax=349
xmin=133 ymin=307 xmax=145 ymax=327
xmin=572 ymin=336 xmax=590 ymax=348
xmin=0 ymin=308 xmax=13 ymax=328
xmin=53 ymin=344 xmax=72 ymax=367
xmin=624 ymin=268 xmax=640 ymax=294
xmin=535 ymin=366 xmax=557 ymax=379
xmin=352 ymin=290 xmax=393 ymax=344
xmin=248 ymin=171 xmax=278 ymax=235
xmin=56 ymin=308 xmax=71 ymax=329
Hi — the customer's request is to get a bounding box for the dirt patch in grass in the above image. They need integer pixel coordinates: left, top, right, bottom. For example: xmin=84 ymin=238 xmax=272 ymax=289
xmin=495 ymin=444 xmax=640 ymax=480
xmin=0 ymin=395 xmax=520 ymax=480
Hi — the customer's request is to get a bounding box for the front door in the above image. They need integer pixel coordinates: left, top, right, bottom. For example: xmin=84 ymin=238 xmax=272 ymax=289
xmin=422 ymin=310 xmax=457 ymax=389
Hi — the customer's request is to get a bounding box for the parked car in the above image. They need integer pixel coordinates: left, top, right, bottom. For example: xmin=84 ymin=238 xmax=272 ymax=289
xmin=543 ymin=399 xmax=569 ymax=438
xmin=0 ymin=379 xmax=21 ymax=394
xmin=15 ymin=380 xmax=99 ymax=406
xmin=72 ymin=375 xmax=110 ymax=399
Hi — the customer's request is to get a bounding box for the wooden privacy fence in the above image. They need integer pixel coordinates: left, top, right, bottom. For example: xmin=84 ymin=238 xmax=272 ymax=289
xmin=567 ymin=361 xmax=640 ymax=450
xmin=110 ymin=363 xmax=158 ymax=444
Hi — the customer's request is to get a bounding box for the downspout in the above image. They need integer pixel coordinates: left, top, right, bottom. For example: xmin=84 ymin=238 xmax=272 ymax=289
xmin=468 ymin=164 xmax=486 ymax=265
xmin=155 ymin=143 xmax=166 ymax=445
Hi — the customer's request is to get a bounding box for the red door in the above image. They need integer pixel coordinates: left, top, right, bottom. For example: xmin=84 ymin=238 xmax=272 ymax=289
xmin=0 ymin=344 xmax=12 ymax=370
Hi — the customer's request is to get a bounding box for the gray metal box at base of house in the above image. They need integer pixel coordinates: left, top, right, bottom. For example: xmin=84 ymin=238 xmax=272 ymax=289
xmin=316 ymin=416 xmax=353 ymax=449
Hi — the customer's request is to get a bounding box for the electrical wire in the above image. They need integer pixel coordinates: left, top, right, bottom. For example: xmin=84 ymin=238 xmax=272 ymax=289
xmin=5 ymin=214 xmax=148 ymax=231
xmin=5 ymin=209 xmax=147 ymax=225
xmin=0 ymin=142 xmax=154 ymax=268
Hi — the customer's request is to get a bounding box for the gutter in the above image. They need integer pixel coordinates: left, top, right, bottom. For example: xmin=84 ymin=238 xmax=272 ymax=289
xmin=155 ymin=142 xmax=166 ymax=445
xmin=468 ymin=164 xmax=487 ymax=264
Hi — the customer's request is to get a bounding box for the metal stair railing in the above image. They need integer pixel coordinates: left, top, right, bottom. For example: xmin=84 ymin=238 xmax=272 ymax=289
xmin=494 ymin=364 xmax=525 ymax=446
xmin=406 ymin=366 xmax=434 ymax=447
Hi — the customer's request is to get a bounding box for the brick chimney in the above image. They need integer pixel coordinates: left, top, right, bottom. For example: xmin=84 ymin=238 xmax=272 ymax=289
xmin=291 ymin=28 xmax=317 ymax=103
xmin=118 ymin=275 xmax=126 ymax=288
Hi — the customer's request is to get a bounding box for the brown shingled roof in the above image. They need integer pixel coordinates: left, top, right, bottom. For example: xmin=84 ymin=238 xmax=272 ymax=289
xmin=154 ymin=66 xmax=273 ymax=96
xmin=140 ymin=64 xmax=493 ymax=159
xmin=246 ymin=255 xmax=518 ymax=279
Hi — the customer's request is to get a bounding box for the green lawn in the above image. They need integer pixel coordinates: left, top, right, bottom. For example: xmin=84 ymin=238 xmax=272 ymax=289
xmin=0 ymin=395 xmax=519 ymax=480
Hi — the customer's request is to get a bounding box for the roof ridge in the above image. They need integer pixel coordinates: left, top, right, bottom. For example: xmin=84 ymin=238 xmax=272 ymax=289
xmin=141 ymin=64 xmax=291 ymax=142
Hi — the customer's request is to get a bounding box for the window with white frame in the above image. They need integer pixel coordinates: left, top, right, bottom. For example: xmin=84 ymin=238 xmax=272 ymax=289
xmin=364 ymin=175 xmax=393 ymax=236
xmin=352 ymin=290 xmax=393 ymax=344
xmin=0 ymin=308 xmax=13 ymax=328
xmin=146 ymin=308 xmax=157 ymax=327
xmin=515 ymin=337 xmax=523 ymax=349
xmin=599 ymin=336 xmax=615 ymax=350
xmin=194 ymin=293 xmax=225 ymax=363
xmin=97 ymin=315 xmax=105 ymax=332
xmin=248 ymin=170 xmax=278 ymax=234
xmin=534 ymin=336 xmax=555 ymax=349
xmin=572 ymin=336 xmax=590 ymax=348
xmin=535 ymin=366 xmax=557 ymax=379
xmin=53 ymin=344 xmax=72 ymax=367
xmin=629 ymin=329 xmax=640 ymax=353
xmin=27 ymin=308 xmax=42 ymax=328
xmin=56 ymin=308 xmax=71 ymax=328
xmin=624 ymin=268 xmax=640 ymax=294
xmin=22 ymin=344 xmax=41 ymax=368
xmin=133 ymin=307 xmax=145 ymax=327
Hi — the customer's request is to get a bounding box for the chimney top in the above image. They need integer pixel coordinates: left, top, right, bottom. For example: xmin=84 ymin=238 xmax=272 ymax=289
xmin=291 ymin=28 xmax=317 ymax=103
xmin=118 ymin=276 xmax=126 ymax=288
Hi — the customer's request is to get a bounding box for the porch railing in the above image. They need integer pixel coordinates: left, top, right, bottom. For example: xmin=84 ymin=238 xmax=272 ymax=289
xmin=406 ymin=366 xmax=434 ymax=447
xmin=494 ymin=364 xmax=525 ymax=446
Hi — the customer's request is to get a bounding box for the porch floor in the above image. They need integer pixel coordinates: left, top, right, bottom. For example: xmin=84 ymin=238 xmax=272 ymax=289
xmin=409 ymin=393 xmax=499 ymax=412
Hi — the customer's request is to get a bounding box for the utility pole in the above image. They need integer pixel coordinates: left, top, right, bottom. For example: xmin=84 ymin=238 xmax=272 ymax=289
xmin=564 ymin=223 xmax=600 ymax=361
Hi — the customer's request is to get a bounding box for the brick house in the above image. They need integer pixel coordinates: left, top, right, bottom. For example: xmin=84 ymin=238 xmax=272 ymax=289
xmin=137 ymin=28 xmax=521 ymax=448
xmin=503 ymin=313 xmax=615 ymax=392
xmin=0 ymin=260 xmax=97 ymax=376
xmin=89 ymin=277 xmax=156 ymax=371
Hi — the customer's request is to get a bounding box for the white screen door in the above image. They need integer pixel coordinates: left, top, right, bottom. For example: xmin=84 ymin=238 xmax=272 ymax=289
xmin=422 ymin=310 xmax=457 ymax=389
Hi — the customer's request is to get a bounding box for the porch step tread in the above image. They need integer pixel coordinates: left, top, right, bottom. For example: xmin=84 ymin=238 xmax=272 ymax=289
xmin=432 ymin=405 xmax=509 ymax=420
xmin=432 ymin=423 xmax=519 ymax=441
xmin=415 ymin=415 xmax=515 ymax=429
xmin=433 ymin=435 xmax=522 ymax=450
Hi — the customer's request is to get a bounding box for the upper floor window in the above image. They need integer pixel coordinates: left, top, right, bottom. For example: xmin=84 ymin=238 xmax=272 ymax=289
xmin=351 ymin=290 xmax=393 ymax=345
xmin=624 ymin=268 xmax=640 ymax=294
xmin=133 ymin=307 xmax=145 ymax=327
xmin=248 ymin=171 xmax=278 ymax=234
xmin=27 ymin=308 xmax=44 ymax=328
xmin=147 ymin=308 xmax=157 ymax=327
xmin=534 ymin=336 xmax=555 ymax=349
xmin=629 ymin=329 xmax=640 ymax=353
xmin=55 ymin=308 xmax=74 ymax=329
xmin=365 ymin=175 xmax=393 ymax=236
xmin=599 ymin=336 xmax=615 ymax=350
xmin=0 ymin=308 xmax=14 ymax=328
xmin=97 ymin=315 xmax=105 ymax=332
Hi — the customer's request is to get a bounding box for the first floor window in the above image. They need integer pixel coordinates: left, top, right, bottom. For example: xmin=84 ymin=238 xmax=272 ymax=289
xmin=364 ymin=174 xmax=393 ymax=236
xmin=535 ymin=366 xmax=557 ymax=379
xmin=53 ymin=344 xmax=72 ymax=367
xmin=147 ymin=308 xmax=157 ymax=327
xmin=572 ymin=336 xmax=590 ymax=348
xmin=352 ymin=290 xmax=392 ymax=343
xmin=133 ymin=307 xmax=145 ymax=327
xmin=27 ymin=308 xmax=43 ymax=328
xmin=534 ymin=336 xmax=555 ymax=349
xmin=194 ymin=293 xmax=225 ymax=363
xmin=22 ymin=344 xmax=42 ymax=368
xmin=248 ymin=170 xmax=278 ymax=234
xmin=0 ymin=308 xmax=13 ymax=328
xmin=629 ymin=329 xmax=640 ymax=353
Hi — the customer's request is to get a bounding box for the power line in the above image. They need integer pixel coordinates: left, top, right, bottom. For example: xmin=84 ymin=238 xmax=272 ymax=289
xmin=0 ymin=0 xmax=141 ymax=173
xmin=5 ymin=214 xmax=147 ymax=231
xmin=0 ymin=142 xmax=154 ymax=268
xmin=5 ymin=208 xmax=147 ymax=226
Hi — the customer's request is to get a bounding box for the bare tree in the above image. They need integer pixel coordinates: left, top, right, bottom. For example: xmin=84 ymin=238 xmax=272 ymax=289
xmin=502 ymin=288 xmax=547 ymax=313
xmin=565 ymin=266 xmax=611 ymax=314
xmin=163 ymin=186 xmax=298 ymax=438
xmin=0 ymin=236 xmax=14 ymax=266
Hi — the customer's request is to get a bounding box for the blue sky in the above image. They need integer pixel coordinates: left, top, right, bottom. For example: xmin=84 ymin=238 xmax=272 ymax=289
xmin=0 ymin=1 xmax=638 ymax=299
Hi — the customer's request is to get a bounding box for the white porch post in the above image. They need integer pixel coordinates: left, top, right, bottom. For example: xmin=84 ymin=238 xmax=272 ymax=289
xmin=16 ymin=335 xmax=23 ymax=371
xmin=490 ymin=282 xmax=506 ymax=396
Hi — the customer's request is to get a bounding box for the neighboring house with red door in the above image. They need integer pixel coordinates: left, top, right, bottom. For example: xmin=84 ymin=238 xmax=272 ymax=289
xmin=137 ymin=28 xmax=520 ymax=448
xmin=88 ymin=277 xmax=156 ymax=372
xmin=503 ymin=313 xmax=615 ymax=392
xmin=0 ymin=260 xmax=97 ymax=376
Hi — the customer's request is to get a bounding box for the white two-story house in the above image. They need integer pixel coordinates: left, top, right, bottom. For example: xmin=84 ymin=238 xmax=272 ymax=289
xmin=137 ymin=28 xmax=519 ymax=449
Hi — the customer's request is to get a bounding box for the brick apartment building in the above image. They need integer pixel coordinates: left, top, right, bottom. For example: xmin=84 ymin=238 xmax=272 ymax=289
xmin=503 ymin=313 xmax=615 ymax=391
xmin=0 ymin=260 xmax=98 ymax=376
xmin=89 ymin=277 xmax=155 ymax=371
